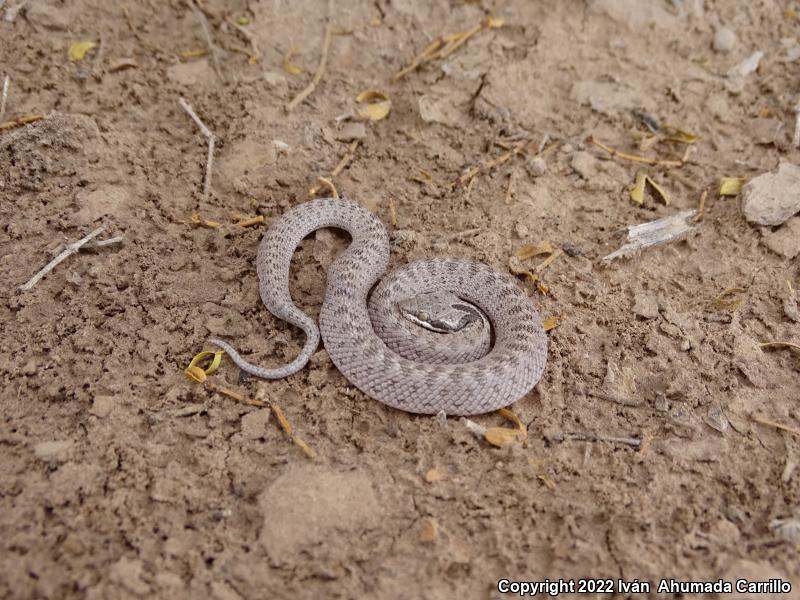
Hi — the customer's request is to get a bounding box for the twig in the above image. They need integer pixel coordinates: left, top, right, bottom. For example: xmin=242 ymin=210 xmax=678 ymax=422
xmin=793 ymin=99 xmax=800 ymax=148
xmin=187 ymin=0 xmax=225 ymax=83
xmin=554 ymin=432 xmax=641 ymax=448
xmin=0 ymin=76 xmax=8 ymax=120
xmin=308 ymin=140 xmax=359 ymax=196
xmin=0 ymin=114 xmax=45 ymax=131
xmin=752 ymin=414 xmax=800 ymax=436
xmin=578 ymin=387 xmax=643 ymax=408
xmin=589 ymin=136 xmax=685 ymax=168
xmin=88 ymin=235 xmax=125 ymax=248
xmin=18 ymin=226 xmax=109 ymax=292
xmin=178 ymin=97 xmax=216 ymax=200
xmin=760 ymin=341 xmax=800 ymax=352
xmin=285 ymin=23 xmax=333 ymax=111
xmin=4 ymin=0 xmax=27 ymax=22
xmin=694 ymin=189 xmax=708 ymax=222
xmin=226 ymin=17 xmax=260 ymax=63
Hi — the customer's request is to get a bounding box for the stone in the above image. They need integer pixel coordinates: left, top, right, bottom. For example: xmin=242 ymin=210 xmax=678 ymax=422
xmin=713 ymin=27 xmax=736 ymax=53
xmin=741 ymin=163 xmax=800 ymax=226
xmin=166 ymin=59 xmax=213 ymax=86
xmin=526 ymin=157 xmax=547 ymax=177
xmin=632 ymin=293 xmax=659 ymax=319
xmin=33 ymin=440 xmax=73 ymax=462
xmin=335 ymin=121 xmax=366 ymax=142
xmin=761 ymin=217 xmax=800 ymax=258
xmin=570 ymin=151 xmax=598 ymax=179
xmin=89 ymin=395 xmax=115 ymax=418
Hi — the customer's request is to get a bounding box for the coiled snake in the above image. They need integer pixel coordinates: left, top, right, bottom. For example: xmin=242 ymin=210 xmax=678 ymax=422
xmin=210 ymin=198 xmax=547 ymax=415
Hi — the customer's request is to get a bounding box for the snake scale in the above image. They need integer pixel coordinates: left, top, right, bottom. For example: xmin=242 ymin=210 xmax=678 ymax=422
xmin=210 ymin=198 xmax=548 ymax=415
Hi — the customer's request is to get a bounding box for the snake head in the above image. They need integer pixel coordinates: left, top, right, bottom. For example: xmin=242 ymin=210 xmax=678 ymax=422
xmin=397 ymin=291 xmax=486 ymax=334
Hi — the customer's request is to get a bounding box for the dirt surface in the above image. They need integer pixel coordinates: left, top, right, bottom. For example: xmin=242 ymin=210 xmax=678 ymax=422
xmin=1 ymin=0 xmax=800 ymax=598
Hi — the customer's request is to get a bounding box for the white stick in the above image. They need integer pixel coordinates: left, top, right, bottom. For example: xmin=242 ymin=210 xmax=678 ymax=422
xmin=0 ymin=75 xmax=8 ymax=119
xmin=19 ymin=226 xmax=106 ymax=292
xmin=792 ymin=99 xmax=800 ymax=148
xmin=188 ymin=0 xmax=225 ymax=83
xmin=178 ymin=96 xmax=216 ymax=200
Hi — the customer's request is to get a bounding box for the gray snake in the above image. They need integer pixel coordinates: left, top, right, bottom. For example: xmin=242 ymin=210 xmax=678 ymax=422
xmin=210 ymin=198 xmax=547 ymax=415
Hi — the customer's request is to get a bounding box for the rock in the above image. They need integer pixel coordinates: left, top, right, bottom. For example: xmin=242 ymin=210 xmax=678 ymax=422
xmin=741 ymin=163 xmax=800 ymax=225
xmin=33 ymin=440 xmax=73 ymax=462
xmin=761 ymin=217 xmax=800 ymax=258
xmin=748 ymin=118 xmax=783 ymax=145
xmin=570 ymin=151 xmax=598 ymax=179
xmin=26 ymin=1 xmax=72 ymax=30
xmin=570 ymin=80 xmax=644 ymax=117
xmin=526 ymin=157 xmax=547 ymax=177
xmin=728 ymin=50 xmax=764 ymax=78
xmin=334 ymin=121 xmax=366 ymax=142
xmin=166 ymin=59 xmax=213 ymax=86
xmin=89 ymin=395 xmax=115 ymax=418
xmin=713 ymin=27 xmax=737 ymax=53
xmin=591 ymin=0 xmax=675 ymax=29
xmin=632 ymin=294 xmax=659 ymax=320
xmin=240 ymin=409 xmax=270 ymax=440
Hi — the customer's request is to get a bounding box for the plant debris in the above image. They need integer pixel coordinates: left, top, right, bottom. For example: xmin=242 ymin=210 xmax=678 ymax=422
xmin=603 ymin=210 xmax=697 ymax=261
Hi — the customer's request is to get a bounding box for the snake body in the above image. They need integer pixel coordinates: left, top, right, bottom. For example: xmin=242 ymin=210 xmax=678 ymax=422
xmin=210 ymin=198 xmax=547 ymax=415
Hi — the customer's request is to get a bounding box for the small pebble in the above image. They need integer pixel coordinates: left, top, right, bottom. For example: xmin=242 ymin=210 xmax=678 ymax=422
xmin=526 ymin=157 xmax=547 ymax=178
xmin=713 ymin=27 xmax=736 ymax=53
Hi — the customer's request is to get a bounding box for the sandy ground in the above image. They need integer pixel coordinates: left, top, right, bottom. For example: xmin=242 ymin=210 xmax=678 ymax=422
xmin=1 ymin=0 xmax=800 ymax=598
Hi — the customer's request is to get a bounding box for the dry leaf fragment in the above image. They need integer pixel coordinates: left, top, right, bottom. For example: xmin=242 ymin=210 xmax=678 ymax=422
xmin=719 ymin=176 xmax=747 ymax=196
xmin=179 ymin=48 xmax=208 ymax=60
xmin=420 ymin=518 xmax=439 ymax=543
xmin=630 ymin=173 xmax=671 ymax=206
xmin=282 ymin=49 xmax=304 ymax=75
xmin=661 ymin=125 xmax=699 ymax=144
xmin=484 ymin=408 xmax=527 ymax=448
xmin=713 ymin=287 xmax=746 ymax=311
xmin=355 ymin=90 xmax=391 ymax=121
xmin=543 ymin=316 xmax=561 ymax=331
xmin=424 ymin=468 xmax=445 ymax=483
xmin=68 ymin=41 xmax=97 ymax=62
xmin=515 ymin=240 xmax=554 ymax=259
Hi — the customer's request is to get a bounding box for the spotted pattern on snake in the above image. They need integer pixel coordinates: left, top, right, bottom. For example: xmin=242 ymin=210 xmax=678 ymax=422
xmin=210 ymin=198 xmax=548 ymax=415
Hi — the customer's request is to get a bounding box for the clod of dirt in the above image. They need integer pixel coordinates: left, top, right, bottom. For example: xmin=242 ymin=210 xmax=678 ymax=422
xmin=632 ymin=293 xmax=659 ymax=320
xmin=258 ymin=465 xmax=382 ymax=561
xmin=761 ymin=217 xmax=800 ymax=258
xmin=741 ymin=162 xmax=800 ymax=225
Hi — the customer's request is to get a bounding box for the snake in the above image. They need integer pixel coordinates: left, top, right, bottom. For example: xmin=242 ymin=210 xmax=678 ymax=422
xmin=209 ymin=198 xmax=548 ymax=416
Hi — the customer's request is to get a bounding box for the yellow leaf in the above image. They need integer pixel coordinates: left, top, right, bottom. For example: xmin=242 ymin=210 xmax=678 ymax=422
xmin=484 ymin=427 xmax=521 ymax=447
xmin=68 ymin=41 xmax=97 ymax=62
xmin=486 ymin=16 xmax=505 ymax=28
xmin=184 ymin=349 xmax=225 ymax=383
xmin=661 ymin=125 xmax=699 ymax=144
xmin=282 ymin=49 xmax=304 ymax=75
xmin=719 ymin=177 xmax=746 ymax=196
xmin=543 ymin=315 xmax=561 ymax=331
xmin=645 ymin=175 xmax=671 ymax=206
xmin=515 ymin=240 xmax=554 ymax=260
xmin=630 ymin=172 xmax=646 ymax=205
xmin=630 ymin=173 xmax=670 ymax=206
xmin=355 ymin=89 xmax=391 ymax=121
xmin=184 ymin=366 xmax=207 ymax=383
xmin=237 ymin=15 xmax=251 ymax=25
xmin=484 ymin=408 xmax=527 ymax=447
